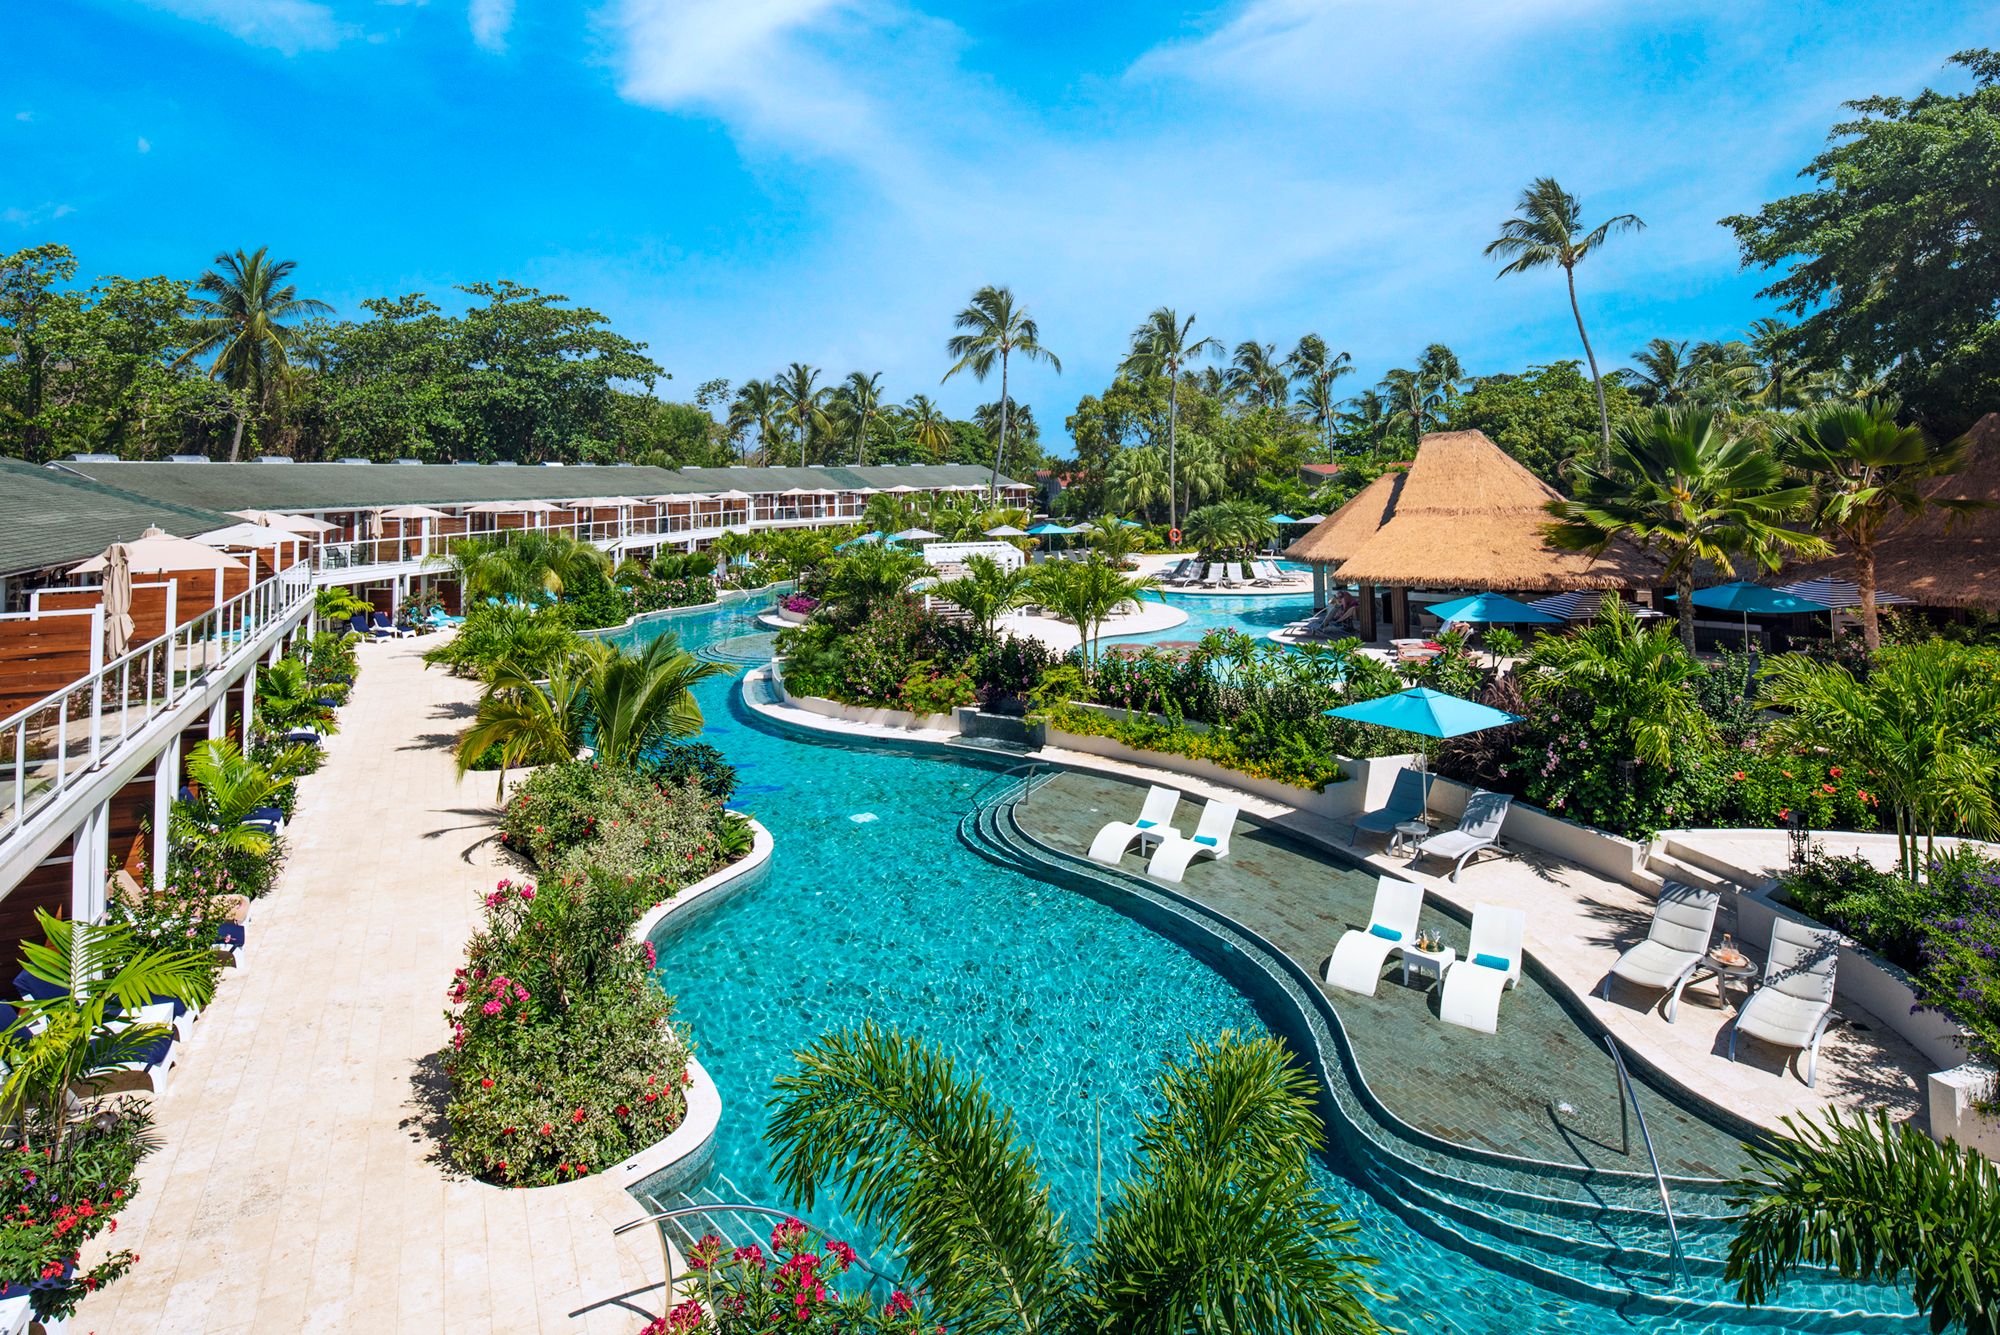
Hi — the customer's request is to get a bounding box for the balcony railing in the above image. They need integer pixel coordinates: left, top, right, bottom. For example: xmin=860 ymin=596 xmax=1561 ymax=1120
xmin=0 ymin=566 xmax=313 ymax=849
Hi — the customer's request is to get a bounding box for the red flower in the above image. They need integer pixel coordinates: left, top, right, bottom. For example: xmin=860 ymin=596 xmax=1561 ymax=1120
xmin=572 ymin=1107 xmax=586 ymax=1124
xmin=1828 ymin=766 xmax=1843 ymax=778
xmin=480 ymin=1077 xmax=494 ymax=1089
xmin=538 ymin=1123 xmax=553 ymax=1136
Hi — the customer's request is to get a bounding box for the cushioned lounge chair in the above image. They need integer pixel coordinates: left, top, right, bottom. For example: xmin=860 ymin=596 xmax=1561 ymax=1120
xmin=1352 ymin=769 xmax=1428 ymax=845
xmin=1323 ymin=876 xmax=1426 ymax=997
xmin=1146 ymin=799 xmax=1238 ymax=883
xmin=1439 ymin=904 xmax=1527 ymax=1033
xmin=1413 ymin=790 xmax=1512 ymax=881
xmin=1086 ymin=785 xmax=1184 ymax=865
xmin=1730 ymin=917 xmax=1840 ymax=1086
xmin=368 ymin=611 xmax=412 ymax=639
xmin=1602 ymin=882 xmax=1719 ymax=1021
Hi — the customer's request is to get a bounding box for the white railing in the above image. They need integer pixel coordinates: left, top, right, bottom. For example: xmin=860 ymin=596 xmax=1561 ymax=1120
xmin=0 ymin=568 xmax=312 ymax=848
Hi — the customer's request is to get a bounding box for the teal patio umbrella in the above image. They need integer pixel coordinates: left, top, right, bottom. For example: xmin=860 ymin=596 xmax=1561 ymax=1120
xmin=1267 ymin=513 xmax=1298 ymax=525
xmin=1676 ymin=582 xmax=1830 ymax=648
xmin=1326 ymin=687 xmax=1522 ymax=819
xmin=1425 ymin=593 xmax=1562 ymax=626
xmin=835 ymin=531 xmax=885 ymax=551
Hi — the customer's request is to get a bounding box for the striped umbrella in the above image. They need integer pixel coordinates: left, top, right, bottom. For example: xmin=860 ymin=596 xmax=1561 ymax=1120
xmin=1772 ymin=577 xmax=1913 ymax=609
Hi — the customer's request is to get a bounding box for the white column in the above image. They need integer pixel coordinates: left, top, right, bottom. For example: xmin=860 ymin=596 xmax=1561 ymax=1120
xmin=153 ymin=742 xmax=179 ymax=893
xmin=69 ymin=801 xmax=108 ymax=922
xmin=207 ymin=698 xmax=225 ymax=741
xmin=241 ymin=661 xmax=256 ymax=755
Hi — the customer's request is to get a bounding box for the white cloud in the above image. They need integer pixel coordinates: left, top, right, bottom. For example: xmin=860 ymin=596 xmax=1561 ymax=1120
xmin=2 ymin=203 xmax=76 ymax=227
xmin=128 ymin=0 xmax=349 ymax=54
xmin=13 ymin=111 xmax=31 ymax=122
xmin=136 ymin=136 xmax=152 ymax=153
xmin=469 ymin=0 xmax=514 ymax=52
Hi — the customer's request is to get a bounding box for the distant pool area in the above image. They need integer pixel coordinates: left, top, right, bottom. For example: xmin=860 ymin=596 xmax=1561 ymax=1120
xmin=1107 ymin=581 xmax=1319 ymax=648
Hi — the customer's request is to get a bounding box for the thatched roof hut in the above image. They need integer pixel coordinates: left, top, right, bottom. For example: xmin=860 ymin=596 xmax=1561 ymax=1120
xmin=1285 ymin=431 xmax=1658 ymax=604
xmin=1780 ymin=413 xmax=2000 ymax=612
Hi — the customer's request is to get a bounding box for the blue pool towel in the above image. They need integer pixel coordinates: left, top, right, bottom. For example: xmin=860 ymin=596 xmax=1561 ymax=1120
xmin=1135 ymin=819 xmax=1156 ymax=828
xmin=1368 ymin=924 xmax=1401 ymax=942
xmin=1193 ymin=835 xmax=1218 ymax=847
xmin=1473 ymin=952 xmax=1511 ymax=972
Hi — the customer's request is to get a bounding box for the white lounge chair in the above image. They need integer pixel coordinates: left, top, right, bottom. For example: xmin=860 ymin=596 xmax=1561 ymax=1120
xmin=1323 ymin=876 xmax=1427 ymax=997
xmin=1413 ymin=790 xmax=1512 ymax=881
xmin=1351 ymin=769 xmax=1428 ymax=845
xmin=1202 ymin=563 xmax=1224 ymax=588
xmin=1439 ymin=904 xmax=1527 ymax=1033
xmin=1730 ymin=917 xmax=1840 ymax=1086
xmin=1602 ymin=882 xmax=1720 ymax=1022
xmin=1227 ymin=562 xmax=1249 ymax=586
xmin=1086 ymin=784 xmax=1184 ymax=865
xmin=1147 ymin=799 xmax=1238 ymax=882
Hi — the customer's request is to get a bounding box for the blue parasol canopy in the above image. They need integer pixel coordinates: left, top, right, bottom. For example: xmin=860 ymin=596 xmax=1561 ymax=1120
xmin=1026 ymin=522 xmax=1075 ymax=536
xmin=1267 ymin=513 xmax=1299 ymax=525
xmin=1424 ymin=593 xmax=1562 ymax=625
xmin=1681 ymin=582 xmax=1831 ymax=615
xmin=1324 ymin=686 xmax=1520 ymax=738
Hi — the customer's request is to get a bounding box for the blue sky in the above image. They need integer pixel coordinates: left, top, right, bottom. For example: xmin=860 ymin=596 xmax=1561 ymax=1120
xmin=6 ymin=0 xmax=1996 ymax=455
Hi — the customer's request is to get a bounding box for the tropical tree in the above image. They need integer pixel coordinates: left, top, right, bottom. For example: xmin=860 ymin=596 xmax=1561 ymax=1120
xmin=1377 ymin=366 xmax=1448 ymax=442
xmin=576 ymin=633 xmax=732 ymax=768
xmin=1182 ymin=500 xmax=1276 ymax=563
xmin=837 ymin=370 xmax=886 ymax=466
xmin=1759 ymin=640 xmax=2000 ymax=879
xmin=774 ymin=362 xmax=832 ymax=466
xmin=1106 ymin=445 xmax=1171 ymax=523
xmin=1517 ymin=599 xmax=1713 ymax=768
xmin=1 ymin=910 xmax=215 ymax=1150
xmin=170 ymin=739 xmax=288 ymax=862
xmin=1486 ymin=178 xmax=1645 ymax=460
xmin=1288 ymin=334 xmax=1354 ymax=460
xmin=1337 ymin=389 xmax=1394 ymax=450
xmin=1029 ymin=555 xmax=1156 ymax=664
xmin=1227 ymin=340 xmax=1289 ymax=409
xmin=1742 ymin=317 xmax=1820 ymax=410
xmin=1545 ymin=407 xmax=1825 ymax=651
xmin=1726 ymin=1110 xmax=2000 ymax=1335
xmin=767 ymin=1025 xmax=1385 ymax=1335
xmin=313 ymin=584 xmax=370 ymax=632
xmin=1629 ymin=338 xmax=1696 ymax=407
xmin=904 ymin=393 xmax=954 ymax=458
xmin=728 ymin=378 xmax=782 ymax=464
xmin=456 ymin=652 xmax=587 ymax=797
xmin=820 ymin=542 xmax=929 ymax=622
xmin=432 ymin=530 xmax=611 ymax=604
xmin=929 ymin=555 xmax=1030 ymax=637
xmin=254 ymin=657 xmax=335 ymax=737
xmin=943 ymin=286 xmax=1062 ymax=500
xmin=1781 ymin=400 xmax=1977 ymax=651
xmin=177 ymin=246 xmax=333 ymax=460
xmin=1084 ymin=521 xmax=1146 ymax=568
xmin=1119 ymin=308 xmax=1221 ymax=532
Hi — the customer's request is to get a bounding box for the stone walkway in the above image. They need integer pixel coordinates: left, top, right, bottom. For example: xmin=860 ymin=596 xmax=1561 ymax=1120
xmin=80 ymin=637 xmax=673 ymax=1335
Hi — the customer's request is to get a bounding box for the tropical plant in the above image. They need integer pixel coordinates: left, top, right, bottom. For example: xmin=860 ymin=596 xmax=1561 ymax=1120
xmin=1726 ymin=1110 xmax=2000 ymax=1335
xmin=0 ymin=911 xmax=215 ymax=1150
xmin=175 ymin=246 xmax=333 ymax=460
xmin=1485 ymin=178 xmax=1645 ymax=459
xmin=1629 ymin=337 xmax=1697 ymax=408
xmin=819 ymin=543 xmax=929 ymax=622
xmin=1781 ymin=401 xmax=1977 ymax=652
xmin=313 ymin=584 xmax=370 ymax=631
xmin=774 ymin=362 xmax=832 ymax=466
xmin=943 ymin=286 xmax=1061 ymax=500
xmin=433 ymin=530 xmax=611 ymax=604
xmin=1083 ymin=521 xmax=1145 ymax=567
xmin=903 ymin=393 xmax=954 ymax=458
xmin=254 ymin=658 xmax=334 ymax=737
xmin=837 ymin=370 xmax=886 ymax=466
xmin=1759 ymin=640 xmax=2000 ymax=879
xmin=767 ymin=1025 xmax=1384 ymax=1335
xmin=169 ymin=739 xmax=286 ymax=864
xmin=1226 ymin=340 xmax=1289 ymax=409
xmin=1119 ymin=308 xmax=1221 ymax=531
xmin=929 ymin=555 xmax=1030 ymax=637
xmin=1029 ymin=556 xmax=1155 ymax=665
xmin=1546 ymin=407 xmax=1825 ymax=651
xmin=728 ymin=378 xmax=781 ymax=464
xmin=576 ymin=633 xmax=733 ymax=769
xmin=457 ymin=653 xmax=588 ymax=796
xmin=1517 ymin=599 xmax=1711 ymax=768
xmin=1287 ymin=333 xmax=1354 ymax=460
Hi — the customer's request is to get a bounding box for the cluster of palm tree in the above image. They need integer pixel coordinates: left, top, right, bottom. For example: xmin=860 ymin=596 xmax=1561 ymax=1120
xmin=1626 ymin=322 xmax=1883 ymax=413
xmin=860 ymin=490 xmax=1031 ymax=542
xmin=729 ymin=367 xmax=962 ymax=468
xmin=925 ymin=553 xmax=1154 ymax=664
xmin=1181 ymin=499 xmax=1277 ymax=561
xmin=176 ymin=246 xmax=334 ymax=461
xmin=432 ymin=530 xmax=613 ymax=605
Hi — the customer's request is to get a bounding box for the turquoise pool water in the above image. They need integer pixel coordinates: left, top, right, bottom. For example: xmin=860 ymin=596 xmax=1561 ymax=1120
xmin=620 ymin=595 xmax=1872 ymax=1332
xmin=1104 ymin=562 xmax=1319 ymax=648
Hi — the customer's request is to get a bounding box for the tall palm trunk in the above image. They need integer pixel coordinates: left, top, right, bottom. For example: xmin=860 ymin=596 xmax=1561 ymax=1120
xmin=1166 ymin=376 xmax=1180 ymax=532
xmin=1673 ymin=567 xmax=1697 ymax=655
xmin=227 ymin=409 xmax=247 ymax=462
xmin=1856 ymin=542 xmax=1881 ymax=654
xmin=1566 ymin=264 xmax=1612 ymax=464
xmin=989 ymin=351 xmax=1009 ymax=502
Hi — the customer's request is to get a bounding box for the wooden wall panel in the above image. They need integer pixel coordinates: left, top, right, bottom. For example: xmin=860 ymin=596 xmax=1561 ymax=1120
xmin=0 ymin=610 xmax=97 ymax=715
xmin=0 ymin=848 xmax=72 ymax=983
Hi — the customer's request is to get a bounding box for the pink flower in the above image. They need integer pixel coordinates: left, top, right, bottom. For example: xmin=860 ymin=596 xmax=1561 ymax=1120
xmin=886 ymin=1291 xmax=915 ymax=1317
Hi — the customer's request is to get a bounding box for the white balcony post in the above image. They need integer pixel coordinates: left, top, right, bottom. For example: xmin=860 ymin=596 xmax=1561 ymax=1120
xmin=241 ymin=661 xmax=256 ymax=755
xmin=152 ymin=740 xmax=179 ymax=893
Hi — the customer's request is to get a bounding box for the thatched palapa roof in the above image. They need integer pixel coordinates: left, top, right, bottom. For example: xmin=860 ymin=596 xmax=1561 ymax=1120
xmin=1781 ymin=412 xmax=2000 ymax=611
xmin=1284 ymin=430 xmax=1659 ymax=592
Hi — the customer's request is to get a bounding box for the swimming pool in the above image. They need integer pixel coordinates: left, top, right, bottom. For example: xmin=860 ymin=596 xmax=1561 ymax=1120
xmin=1103 ymin=562 xmax=1319 ymax=648
xmin=620 ymin=593 xmax=1915 ymax=1331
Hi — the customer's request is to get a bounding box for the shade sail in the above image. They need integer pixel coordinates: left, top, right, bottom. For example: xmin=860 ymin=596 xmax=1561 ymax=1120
xmin=1425 ymin=593 xmax=1562 ymax=625
xmin=378 ymin=504 xmax=454 ymax=521
xmin=1324 ymin=686 xmax=1521 ymax=738
xmin=70 ymin=527 xmax=247 ymax=575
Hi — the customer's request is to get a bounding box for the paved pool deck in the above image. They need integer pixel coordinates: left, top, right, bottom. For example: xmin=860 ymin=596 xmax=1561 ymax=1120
xmin=743 ymin=671 xmax=1930 ymax=1152
xmin=79 ymin=637 xmax=675 ymax=1335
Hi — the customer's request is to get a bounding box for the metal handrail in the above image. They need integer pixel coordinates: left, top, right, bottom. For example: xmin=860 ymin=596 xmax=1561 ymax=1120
xmin=1602 ymin=1033 xmax=1687 ymax=1288
xmin=614 ymin=1202 xmax=903 ymax=1304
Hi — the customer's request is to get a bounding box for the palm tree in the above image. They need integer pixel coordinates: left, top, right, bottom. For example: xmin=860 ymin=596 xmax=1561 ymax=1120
xmin=1518 ymin=599 xmax=1712 ymax=768
xmin=942 ymin=286 xmax=1062 ymax=500
xmin=1288 ymin=334 xmax=1354 ymax=460
xmin=1084 ymin=521 xmax=1146 ymax=568
xmin=837 ymin=370 xmax=886 ymax=466
xmin=177 ymin=247 xmax=334 ymax=460
xmin=728 ymin=379 xmax=782 ymax=464
xmin=170 ymin=739 xmax=287 ymax=863
xmin=313 ymin=584 xmax=370 ymax=632
xmin=1744 ymin=318 xmax=1816 ymax=410
xmin=1106 ymin=445 xmax=1170 ymax=523
xmin=579 ymin=634 xmax=733 ymax=768
xmin=1546 ymin=408 xmax=1825 ymax=652
xmin=1227 ymin=341 xmax=1289 ymax=409
xmin=774 ymin=362 xmax=832 ymax=466
xmin=2 ymin=910 xmax=215 ymax=1149
xmin=1029 ymin=555 xmax=1157 ymax=664
xmin=1377 ymin=366 xmax=1447 ymax=441
xmin=1759 ymin=641 xmax=2000 ymax=879
xmin=1174 ymin=433 xmax=1229 ymax=520
xmin=457 ymin=652 xmax=587 ymax=797
xmin=821 ymin=542 xmax=929 ymax=621
xmin=1486 ymin=178 xmax=1645 ymax=460
xmin=433 ymin=531 xmax=611 ymax=604
xmin=254 ymin=657 xmax=335 ymax=737
xmin=1119 ymin=308 xmax=1221 ymax=532
xmin=904 ymin=393 xmax=954 ymax=459
xmin=929 ymin=555 xmax=1031 ymax=637
xmin=1338 ymin=389 xmax=1393 ymax=450
xmin=1726 ymin=1111 xmax=2000 ymax=1334
xmin=1781 ymin=401 xmax=1977 ymax=652
xmin=1629 ymin=338 xmax=1696 ymax=407
xmin=767 ymin=1025 xmax=1385 ymax=1335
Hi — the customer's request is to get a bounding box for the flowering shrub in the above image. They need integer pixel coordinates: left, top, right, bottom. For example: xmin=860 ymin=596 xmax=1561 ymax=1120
xmin=1914 ymin=854 xmax=2000 ymax=1077
xmin=897 ymin=667 xmax=976 ymax=716
xmin=1781 ymin=854 xmax=1935 ymax=969
xmin=1720 ymin=756 xmax=1880 ymax=834
xmin=442 ymin=876 xmax=692 ymax=1186
xmin=639 ymin=742 xmax=738 ymax=803
xmin=1040 ymin=701 xmax=1344 ymax=791
xmin=0 ymin=1102 xmax=152 ymax=1322
xmin=499 ymin=761 xmax=728 ymax=891
xmin=643 ymin=1219 xmax=937 ymax=1335
xmin=780 ymin=593 xmax=819 ymax=615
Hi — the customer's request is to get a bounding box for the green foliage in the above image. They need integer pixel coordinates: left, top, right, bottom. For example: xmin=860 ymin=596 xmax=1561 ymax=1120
xmin=1038 ymin=701 xmax=1344 ymax=792
xmin=1028 ymin=556 xmax=1156 ymax=664
xmin=1727 ymin=1110 xmax=2000 ymax=1335
xmin=1725 ymin=50 xmax=2000 ymax=436
xmin=169 ymin=740 xmax=289 ymax=897
xmin=1780 ymin=855 xmax=1933 ymax=971
xmin=1911 ymin=853 xmax=2000 ymax=1073
xmin=1448 ymin=360 xmax=1637 ymax=486
xmin=637 ymin=741 xmax=737 ymax=802
xmin=498 ymin=760 xmax=728 ymax=891
xmin=767 ymin=1025 xmax=1384 ymax=1335
xmin=928 ymin=554 xmax=1030 ymax=637
xmin=424 ymin=604 xmax=584 ymax=681
xmin=0 ymin=1100 xmax=156 ymax=1321
xmin=777 ymin=597 xmax=983 ymax=711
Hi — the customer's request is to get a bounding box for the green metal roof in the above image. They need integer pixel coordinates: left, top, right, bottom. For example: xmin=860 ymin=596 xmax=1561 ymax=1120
xmin=55 ymin=460 xmax=1021 ymax=513
xmin=0 ymin=459 xmax=243 ymax=579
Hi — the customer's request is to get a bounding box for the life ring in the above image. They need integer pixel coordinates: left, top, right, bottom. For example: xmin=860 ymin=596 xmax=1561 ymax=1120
xmin=1168 ymin=527 xmax=1182 ymax=544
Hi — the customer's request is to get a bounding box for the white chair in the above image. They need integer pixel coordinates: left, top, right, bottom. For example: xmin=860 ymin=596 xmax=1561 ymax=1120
xmin=1730 ymin=917 xmax=1840 ymax=1086
xmin=1439 ymin=904 xmax=1526 ymax=1033
xmin=1202 ymin=563 xmax=1224 ymax=588
xmin=1226 ymin=563 xmax=1248 ymax=586
xmin=1351 ymin=769 xmax=1428 ymax=845
xmin=1413 ymin=790 xmax=1512 ymax=881
xmin=1602 ymin=883 xmax=1720 ymax=1022
xmin=1146 ymin=799 xmax=1238 ymax=882
xmin=1324 ymin=876 xmax=1427 ymax=997
xmin=1086 ymin=785 xmax=1184 ymax=865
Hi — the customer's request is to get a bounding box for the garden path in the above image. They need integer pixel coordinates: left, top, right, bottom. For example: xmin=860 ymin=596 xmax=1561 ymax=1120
xmin=79 ymin=635 xmax=674 ymax=1335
